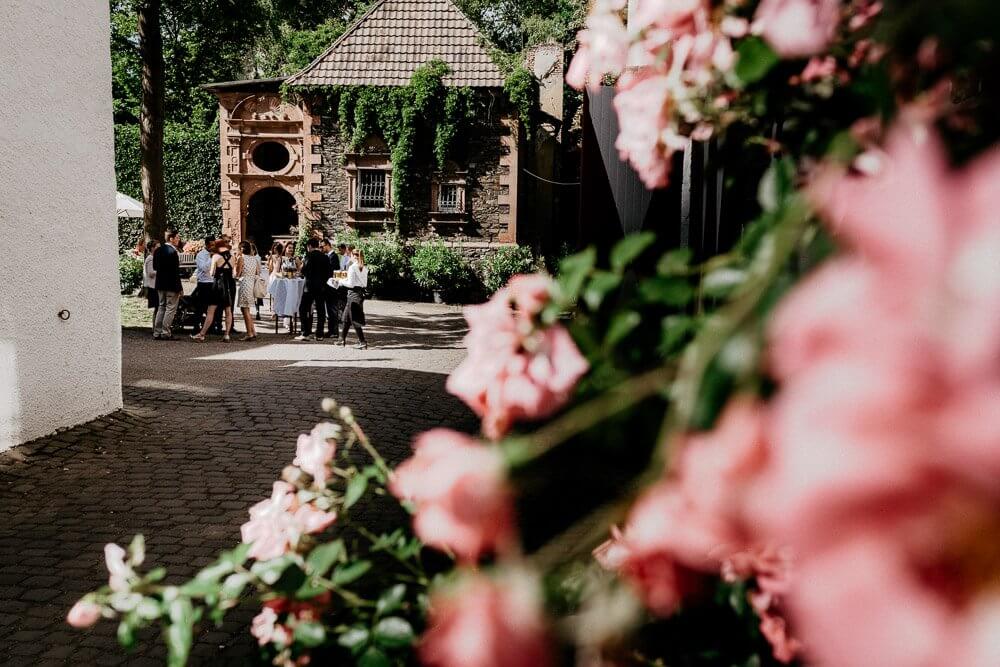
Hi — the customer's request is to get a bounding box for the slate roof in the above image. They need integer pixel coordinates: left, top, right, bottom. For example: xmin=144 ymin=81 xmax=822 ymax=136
xmin=286 ymin=0 xmax=505 ymax=88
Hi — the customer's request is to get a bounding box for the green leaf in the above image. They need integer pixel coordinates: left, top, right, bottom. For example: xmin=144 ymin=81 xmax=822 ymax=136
xmin=165 ymin=598 xmax=195 ymax=667
xmin=117 ymin=619 xmax=137 ymax=650
xmin=332 ymin=560 xmax=372 ymax=586
xmin=344 ymin=474 xmax=369 ymax=510
xmin=638 ymin=276 xmax=694 ymax=307
xmin=135 ymin=597 xmax=162 ymax=621
xmin=220 ymin=573 xmax=251 ymax=600
xmin=294 ymin=581 xmax=328 ymax=600
xmin=306 ymin=540 xmax=345 ymax=578
xmin=251 ymin=554 xmax=298 ymax=586
xmin=338 ymin=626 xmax=371 ymax=654
xmin=605 ymin=311 xmax=641 ymax=347
xmin=128 ymin=534 xmax=145 ymax=567
xmin=373 ymin=616 xmax=415 ymax=649
xmin=180 ymin=580 xmax=221 ymax=597
xmin=757 ymin=158 xmax=795 ymax=212
xmin=610 ymin=232 xmax=656 ymax=273
xmin=702 ymin=268 xmax=748 ymax=298
xmin=660 ymin=315 xmax=694 ymax=355
xmin=557 ymin=247 xmax=596 ymax=303
xmin=359 ymin=647 xmax=392 ymax=667
xmin=734 ymin=37 xmax=779 ymax=86
xmin=583 ymin=271 xmax=621 ymax=310
xmin=293 ymin=621 xmax=327 ymax=648
xmin=376 ymin=584 xmax=407 ymax=618
xmin=144 ymin=567 xmax=167 ymax=583
xmin=657 ymin=248 xmax=693 ymax=276
xmin=222 ymin=543 xmax=252 ymax=568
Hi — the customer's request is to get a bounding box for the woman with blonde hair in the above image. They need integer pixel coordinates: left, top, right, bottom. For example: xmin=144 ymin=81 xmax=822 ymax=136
xmin=235 ymin=240 xmax=260 ymax=341
xmin=338 ymin=248 xmax=369 ymax=349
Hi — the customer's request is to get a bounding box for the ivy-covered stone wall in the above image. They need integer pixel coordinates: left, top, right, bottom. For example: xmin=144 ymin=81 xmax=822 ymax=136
xmin=115 ymin=123 xmax=222 ymax=250
xmin=310 ymin=104 xmax=510 ymax=247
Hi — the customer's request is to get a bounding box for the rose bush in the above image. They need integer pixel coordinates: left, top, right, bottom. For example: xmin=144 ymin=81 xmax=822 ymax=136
xmin=69 ymin=1 xmax=1000 ymax=665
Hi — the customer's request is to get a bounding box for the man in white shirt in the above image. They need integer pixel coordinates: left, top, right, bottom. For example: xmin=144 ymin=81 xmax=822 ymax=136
xmin=340 ymin=244 xmax=353 ymax=270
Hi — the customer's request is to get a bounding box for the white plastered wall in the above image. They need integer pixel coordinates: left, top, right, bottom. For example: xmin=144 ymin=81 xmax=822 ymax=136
xmin=0 ymin=1 xmax=122 ymax=450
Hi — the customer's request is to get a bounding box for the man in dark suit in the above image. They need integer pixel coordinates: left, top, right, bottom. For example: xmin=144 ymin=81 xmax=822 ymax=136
xmin=153 ymin=229 xmax=183 ymax=340
xmin=295 ymin=238 xmax=332 ymax=341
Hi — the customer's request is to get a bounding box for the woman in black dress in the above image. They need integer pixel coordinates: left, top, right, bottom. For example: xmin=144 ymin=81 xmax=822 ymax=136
xmin=190 ymin=240 xmax=235 ymax=341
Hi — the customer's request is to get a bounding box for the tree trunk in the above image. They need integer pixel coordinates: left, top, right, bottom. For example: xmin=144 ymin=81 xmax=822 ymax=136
xmin=138 ymin=0 xmax=167 ymax=243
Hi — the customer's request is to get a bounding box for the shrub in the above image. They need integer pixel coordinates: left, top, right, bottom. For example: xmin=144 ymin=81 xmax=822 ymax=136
xmin=115 ymin=122 xmax=221 ymax=246
xmin=357 ymin=232 xmax=411 ymax=299
xmin=410 ymin=242 xmax=472 ymax=301
xmin=480 ymin=244 xmax=536 ymax=294
xmin=118 ymin=254 xmax=143 ymax=295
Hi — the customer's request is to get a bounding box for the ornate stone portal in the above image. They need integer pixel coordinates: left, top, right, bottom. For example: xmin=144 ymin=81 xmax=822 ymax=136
xmin=208 ymin=81 xmax=321 ymax=252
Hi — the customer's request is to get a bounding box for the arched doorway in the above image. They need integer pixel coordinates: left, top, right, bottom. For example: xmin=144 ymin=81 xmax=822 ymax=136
xmin=246 ymin=187 xmax=297 ymax=254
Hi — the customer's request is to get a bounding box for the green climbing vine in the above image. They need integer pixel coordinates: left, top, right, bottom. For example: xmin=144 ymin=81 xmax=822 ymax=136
xmin=504 ymin=65 xmax=538 ymax=140
xmin=288 ymin=60 xmax=482 ymax=228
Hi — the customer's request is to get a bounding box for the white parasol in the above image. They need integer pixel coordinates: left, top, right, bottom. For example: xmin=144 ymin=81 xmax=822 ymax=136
xmin=116 ymin=192 xmax=144 ymax=219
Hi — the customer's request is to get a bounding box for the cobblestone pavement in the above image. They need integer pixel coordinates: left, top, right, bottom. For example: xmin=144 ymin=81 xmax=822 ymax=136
xmin=0 ymin=301 xmax=476 ymax=666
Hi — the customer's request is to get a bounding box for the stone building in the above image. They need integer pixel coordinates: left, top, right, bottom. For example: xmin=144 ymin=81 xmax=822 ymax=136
xmin=204 ymin=0 xmax=540 ymax=258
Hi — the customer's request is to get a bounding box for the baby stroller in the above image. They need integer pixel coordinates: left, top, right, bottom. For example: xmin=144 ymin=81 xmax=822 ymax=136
xmin=175 ymin=294 xmax=203 ymax=333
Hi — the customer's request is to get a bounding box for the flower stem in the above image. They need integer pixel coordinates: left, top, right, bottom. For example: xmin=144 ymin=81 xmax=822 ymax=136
xmin=503 ymin=363 xmax=677 ymax=468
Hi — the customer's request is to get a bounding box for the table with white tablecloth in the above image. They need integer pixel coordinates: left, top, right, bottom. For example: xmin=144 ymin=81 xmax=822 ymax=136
xmin=268 ymin=277 xmax=305 ymax=317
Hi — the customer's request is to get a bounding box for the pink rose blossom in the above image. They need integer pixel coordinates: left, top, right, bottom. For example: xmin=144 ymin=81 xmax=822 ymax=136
xmin=447 ymin=280 xmax=588 ymax=439
xmin=595 ymin=483 xmax=735 ymax=615
xmin=751 ymin=123 xmax=1000 ymax=667
xmin=848 ymin=0 xmax=882 ymax=31
xmin=251 ymin=606 xmax=291 ymax=647
xmin=505 ymin=273 xmax=551 ymax=319
xmin=390 ymin=429 xmax=514 ymax=562
xmin=420 ymin=573 xmax=552 ymax=667
xmin=612 ymin=71 xmax=676 ymax=189
xmin=799 ymin=55 xmax=837 ymax=82
xmin=240 ymin=481 xmax=337 ymax=561
xmin=293 ymin=423 xmax=337 ymax=487
xmin=104 ymin=543 xmax=132 ymax=592
xmin=66 ymin=600 xmax=102 ymax=628
xmin=566 ymin=1 xmax=629 ymax=91
xmin=754 ymin=0 xmax=842 ymax=58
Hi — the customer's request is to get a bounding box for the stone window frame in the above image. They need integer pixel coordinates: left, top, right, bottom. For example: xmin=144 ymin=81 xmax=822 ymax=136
xmin=430 ymin=163 xmax=468 ymax=226
xmin=344 ymin=151 xmax=393 ymax=220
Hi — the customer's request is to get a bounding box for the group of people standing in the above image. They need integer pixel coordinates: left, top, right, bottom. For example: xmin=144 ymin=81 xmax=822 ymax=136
xmin=283 ymin=238 xmax=369 ymax=348
xmin=141 ymin=231 xmax=369 ymax=346
xmin=189 ymin=236 xmax=262 ymax=342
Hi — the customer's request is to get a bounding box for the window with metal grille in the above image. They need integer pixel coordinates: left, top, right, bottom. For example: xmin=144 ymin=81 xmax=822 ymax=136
xmin=438 ymin=183 xmax=462 ymax=212
xmin=357 ymin=170 xmax=387 ymax=209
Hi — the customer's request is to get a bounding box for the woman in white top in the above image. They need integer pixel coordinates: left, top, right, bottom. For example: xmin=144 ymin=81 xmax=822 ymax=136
xmin=143 ymin=240 xmax=160 ymax=332
xmin=235 ymin=240 xmax=260 ymax=341
xmin=338 ymin=249 xmax=369 ymax=349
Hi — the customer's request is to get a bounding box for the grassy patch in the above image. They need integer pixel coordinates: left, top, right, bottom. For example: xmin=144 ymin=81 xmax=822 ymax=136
xmin=121 ymin=295 xmax=152 ymax=329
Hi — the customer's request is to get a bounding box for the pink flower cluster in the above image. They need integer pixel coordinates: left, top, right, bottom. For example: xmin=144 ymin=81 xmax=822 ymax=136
xmin=754 ymin=123 xmax=1000 ymax=667
xmin=390 ymin=429 xmax=515 ymax=563
xmin=568 ymin=0 xmax=742 ymax=188
xmin=420 ymin=572 xmax=552 ymax=667
xmin=447 ymin=274 xmax=589 ymax=440
xmin=240 ymin=481 xmax=337 ymax=561
xmin=594 ymin=401 xmax=801 ymax=663
xmin=251 ymin=593 xmax=331 ymax=651
xmin=394 ymin=274 xmax=589 ymax=664
xmin=567 ymin=0 xmax=858 ymax=189
xmin=292 ymin=422 xmax=338 ymax=487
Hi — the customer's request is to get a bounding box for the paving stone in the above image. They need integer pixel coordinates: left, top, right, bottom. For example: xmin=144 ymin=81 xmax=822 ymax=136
xmin=0 ymin=301 xmax=475 ymax=665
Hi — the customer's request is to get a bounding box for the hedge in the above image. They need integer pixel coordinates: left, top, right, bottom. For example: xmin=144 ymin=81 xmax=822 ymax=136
xmin=115 ymin=122 xmax=222 ymax=250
